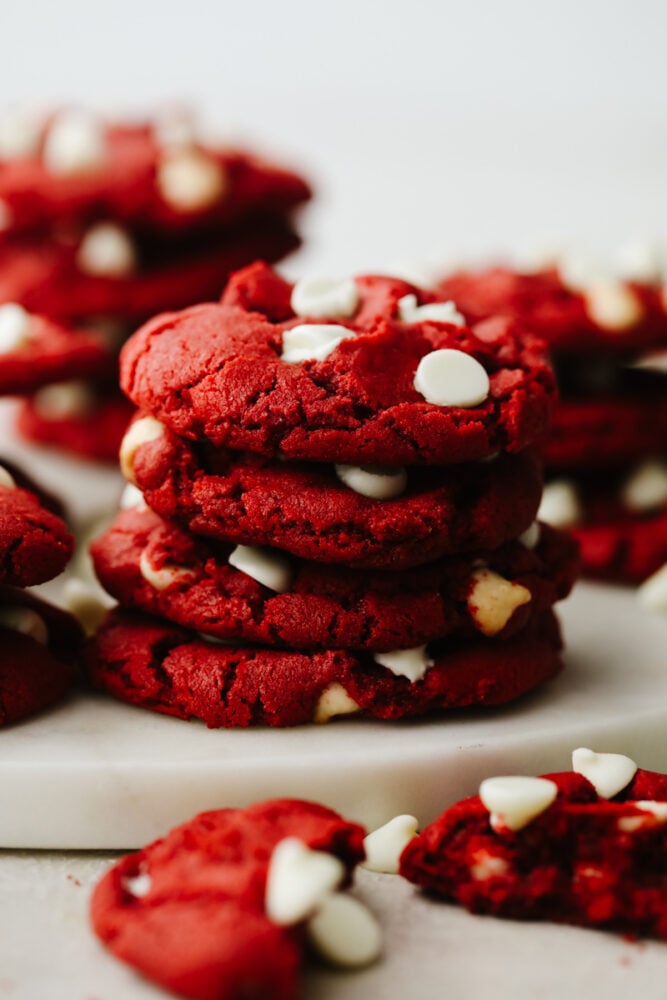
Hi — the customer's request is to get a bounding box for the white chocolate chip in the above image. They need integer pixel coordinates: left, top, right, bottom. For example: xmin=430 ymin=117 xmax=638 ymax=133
xmin=281 ymin=324 xmax=355 ymax=363
xmin=121 ymin=872 xmax=152 ymax=898
xmin=265 ymin=837 xmax=344 ymax=926
xmin=42 ymin=110 xmax=107 ymax=175
xmin=631 ymin=801 xmax=667 ymax=821
xmin=0 ymin=303 xmax=31 ymax=353
xmin=335 ymin=464 xmax=407 ymax=500
xmin=157 ymin=149 xmax=226 ymax=212
xmin=76 ymin=223 xmax=137 ymax=278
xmin=119 ymin=417 xmax=165 ymax=483
xmin=362 ymin=815 xmax=419 ymax=874
xmin=583 ymin=280 xmax=644 ymax=331
xmin=61 ymin=579 xmax=112 ymax=636
xmin=467 ymin=568 xmax=532 ymax=637
xmin=139 ymin=550 xmax=195 ymax=592
xmin=613 ymin=239 xmax=663 ymax=284
xmin=616 ymin=802 xmax=667 ymax=833
xmin=0 ymin=108 xmax=43 ymax=159
xmin=373 ymin=646 xmax=434 ymax=683
xmin=637 ymin=562 xmax=667 ymax=613
xmin=291 ymin=277 xmax=359 ymax=320
xmin=0 ymin=465 xmax=16 ymax=488
xmin=33 ymin=381 xmax=95 ymax=420
xmin=413 ymin=349 xmax=489 ymax=408
xmin=398 ymin=293 xmax=465 ymax=327
xmin=572 ymin=748 xmax=637 ymax=799
xmin=307 ymin=893 xmax=382 ymax=968
xmin=119 ymin=483 xmax=148 ymax=511
xmin=537 ymin=480 xmax=581 ymax=529
xmin=0 ymin=607 xmax=48 ymax=645
xmin=469 ymin=849 xmax=510 ymax=881
xmin=558 ymin=252 xmax=604 ymax=292
xmin=519 ymin=521 xmax=541 ymax=550
xmin=228 ymin=545 xmax=292 ymax=593
xmin=479 ymin=775 xmax=558 ymax=832
xmin=622 ymin=461 xmax=667 ymax=512
xmin=313 ymin=683 xmax=361 ymax=723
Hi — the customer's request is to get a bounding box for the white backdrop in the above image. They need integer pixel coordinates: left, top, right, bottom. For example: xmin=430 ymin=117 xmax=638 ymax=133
xmin=3 ymin=0 xmax=667 ymax=273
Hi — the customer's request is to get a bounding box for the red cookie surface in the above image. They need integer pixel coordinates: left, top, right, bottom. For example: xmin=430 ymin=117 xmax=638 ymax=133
xmin=120 ymin=263 xmax=556 ymax=465
xmin=17 ymin=387 xmax=134 ymax=462
xmin=85 ymin=607 xmax=563 ymax=727
xmin=0 ymin=309 xmax=110 ymax=395
xmin=127 ymin=419 xmax=543 ymax=569
xmin=400 ymin=767 xmax=667 ymax=941
xmin=91 ymin=507 xmax=578 ymax=650
xmin=436 ymin=266 xmax=667 ymax=356
xmin=0 ymin=585 xmax=81 ymax=725
xmin=91 ymin=799 xmax=365 ymax=1000
xmin=0 ymin=481 xmax=73 ymax=584
xmin=0 ymin=116 xmax=310 ymax=238
xmin=572 ymin=499 xmax=667 ymax=584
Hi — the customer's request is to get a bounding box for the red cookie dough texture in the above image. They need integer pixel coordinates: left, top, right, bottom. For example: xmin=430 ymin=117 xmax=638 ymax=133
xmin=120 ymin=263 xmax=556 ymax=466
xmin=17 ymin=386 xmax=135 ymax=463
xmin=400 ymin=753 xmax=667 ymax=940
xmin=91 ymin=799 xmax=366 ymax=1000
xmin=0 ymin=479 xmax=73 ymax=585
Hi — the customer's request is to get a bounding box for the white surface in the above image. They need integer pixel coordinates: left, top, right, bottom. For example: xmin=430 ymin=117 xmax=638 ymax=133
xmin=2 ymin=581 xmax=667 ymax=850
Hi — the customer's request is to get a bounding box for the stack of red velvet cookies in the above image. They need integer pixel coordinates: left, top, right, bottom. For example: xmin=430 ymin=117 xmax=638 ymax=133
xmin=0 ymin=460 xmax=81 ymax=724
xmin=0 ymin=107 xmax=310 ymax=460
xmin=437 ymin=257 xmax=667 ymax=585
xmin=86 ymin=262 xmax=578 ymax=726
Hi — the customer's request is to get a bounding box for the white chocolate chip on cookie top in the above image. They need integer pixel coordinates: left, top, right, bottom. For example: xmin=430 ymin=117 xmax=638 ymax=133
xmin=413 ymin=349 xmax=489 ymax=407
xmin=281 ymin=324 xmax=356 ymax=363
xmin=291 ymin=277 xmax=359 ymax=319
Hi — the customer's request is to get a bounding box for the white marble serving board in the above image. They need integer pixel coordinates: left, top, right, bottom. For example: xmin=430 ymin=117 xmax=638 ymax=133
xmin=2 ymin=581 xmax=666 ymax=849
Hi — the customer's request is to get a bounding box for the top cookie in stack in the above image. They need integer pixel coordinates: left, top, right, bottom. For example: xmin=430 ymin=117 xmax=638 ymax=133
xmin=436 ymin=257 xmax=667 ymax=584
xmin=0 ymin=107 xmax=310 ymax=460
xmin=85 ymin=263 xmax=578 ymax=727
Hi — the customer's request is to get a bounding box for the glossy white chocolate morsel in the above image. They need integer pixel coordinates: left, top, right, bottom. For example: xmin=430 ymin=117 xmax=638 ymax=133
xmin=469 ymin=849 xmax=511 ymax=881
xmin=307 ymin=893 xmax=382 ymax=968
xmin=138 ymin=551 xmax=195 ymax=592
xmin=467 ymin=568 xmax=532 ymax=637
xmin=583 ymin=280 xmax=644 ymax=331
xmin=479 ymin=775 xmax=558 ymax=832
xmin=617 ymin=801 xmax=667 ymax=832
xmin=313 ymin=684 xmax=361 ymax=723
xmin=335 ymin=463 xmax=407 ymax=500
xmin=0 ymin=303 xmax=31 ymax=354
xmin=32 ymin=382 xmax=94 ymax=420
xmin=613 ymin=239 xmax=663 ymax=284
xmin=413 ymin=349 xmax=489 ymax=407
xmin=119 ymin=483 xmax=148 ymax=511
xmin=622 ymin=461 xmax=667 ymax=512
xmin=281 ymin=324 xmax=355 ymax=363
xmin=373 ymin=646 xmax=434 ymax=683
xmin=265 ymin=837 xmax=344 ymax=926
xmin=0 ymin=464 xmax=16 ymax=488
xmin=0 ymin=607 xmax=48 ymax=645
xmin=157 ymin=149 xmax=226 ymax=212
xmin=398 ymin=293 xmax=465 ymax=327
xmin=76 ymin=223 xmax=137 ymax=278
xmin=0 ymin=108 xmax=43 ymax=159
xmin=537 ymin=480 xmax=581 ymax=529
xmin=42 ymin=110 xmax=106 ymax=175
xmin=228 ymin=545 xmax=292 ymax=593
xmin=572 ymin=748 xmax=637 ymax=799
xmin=519 ymin=521 xmax=541 ymax=550
xmin=119 ymin=417 xmax=165 ymax=483
xmin=637 ymin=562 xmax=667 ymax=613
xmin=291 ymin=277 xmax=359 ymax=320
xmin=121 ymin=872 xmax=152 ymax=898
xmin=362 ymin=815 xmax=419 ymax=874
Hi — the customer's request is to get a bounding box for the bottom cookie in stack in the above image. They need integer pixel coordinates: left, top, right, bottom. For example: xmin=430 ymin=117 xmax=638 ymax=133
xmin=85 ymin=505 xmax=579 ymax=727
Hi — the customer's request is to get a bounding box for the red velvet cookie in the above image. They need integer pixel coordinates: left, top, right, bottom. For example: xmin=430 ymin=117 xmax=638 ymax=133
xmin=120 ymin=263 xmax=556 ymax=465
xmin=0 ymin=476 xmax=73 ymax=584
xmin=123 ymin=418 xmax=543 ymax=569
xmin=0 ymin=584 xmax=81 ymax=724
xmin=17 ymin=385 xmax=134 ymax=462
xmin=436 ymin=265 xmax=667 ymax=357
xmin=85 ymin=606 xmax=563 ymax=727
xmin=400 ymin=755 xmax=667 ymax=941
xmin=91 ymin=799 xmax=367 ymax=1000
xmin=0 ymin=112 xmax=310 ymax=238
xmin=91 ymin=507 xmax=578 ymax=651
xmin=0 ymin=304 xmax=110 ymax=394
